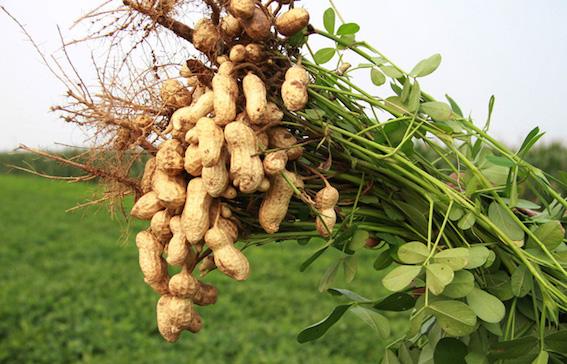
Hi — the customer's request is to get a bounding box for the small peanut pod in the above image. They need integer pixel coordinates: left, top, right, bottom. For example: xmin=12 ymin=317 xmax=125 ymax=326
xmin=169 ymin=266 xmax=218 ymax=305
xmin=243 ymin=72 xmax=267 ymax=124
xmin=151 ymin=210 xmax=173 ymax=243
xmin=199 ymin=255 xmax=216 ymax=277
xmin=152 ymin=169 xmax=187 ymax=209
xmin=195 ymin=117 xmax=225 ymax=167
xmin=160 ymin=79 xmax=192 ymax=109
xmin=259 ymin=170 xmax=303 ymax=234
xmin=221 ymin=186 xmax=238 ymax=200
xmin=136 ymin=231 xmax=169 ymax=294
xmin=171 ymin=89 xmax=214 ymax=133
xmin=258 ymin=177 xmax=271 ymax=192
xmin=181 ymin=178 xmax=213 ymax=244
xmin=220 ymin=14 xmax=242 ymax=37
xmin=245 ymin=43 xmax=264 ymax=63
xmin=192 ymin=19 xmax=220 ymax=53
xmin=263 ymin=150 xmax=288 ymax=175
xmin=202 ymin=149 xmax=229 ymax=198
xmin=167 ymin=216 xmax=190 ymax=266
xmin=141 ymin=157 xmax=157 ymax=194
xmin=184 ymin=143 xmax=202 ymax=177
xmin=157 ymin=295 xmax=202 ymax=342
xmin=315 ymin=186 xmax=339 ymax=237
xmin=131 ymin=191 xmax=164 ymax=220
xmin=268 ymin=127 xmax=303 ymax=160
xmin=256 ymin=131 xmax=269 ymax=152
xmin=275 ymin=8 xmax=310 ymax=36
xmin=156 ymin=139 xmax=185 ymax=176
xmin=229 ymin=44 xmax=247 ymax=63
xmin=212 ymin=62 xmax=238 ymax=126
xmin=261 ymin=102 xmax=284 ymax=125
xmin=281 ymin=65 xmax=309 ymax=111
xmin=204 ymin=224 xmax=250 ymax=281
xmin=229 ymin=0 xmax=255 ymax=19
xmin=224 ymin=121 xmax=265 ymax=193
xmin=240 ymin=7 xmax=272 ymax=41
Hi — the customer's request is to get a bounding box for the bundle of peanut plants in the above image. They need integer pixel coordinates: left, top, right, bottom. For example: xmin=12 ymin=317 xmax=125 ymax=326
xmin=7 ymin=0 xmax=567 ymax=362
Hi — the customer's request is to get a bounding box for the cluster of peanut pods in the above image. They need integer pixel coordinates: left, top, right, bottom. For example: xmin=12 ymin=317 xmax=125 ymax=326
xmin=129 ymin=0 xmax=339 ymax=342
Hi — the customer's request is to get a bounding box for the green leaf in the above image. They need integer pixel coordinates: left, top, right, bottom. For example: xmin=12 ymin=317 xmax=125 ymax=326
xmin=350 ymin=306 xmax=390 ymax=339
xmin=382 ymin=265 xmax=422 ymax=292
xmin=434 ymin=337 xmax=468 ymax=364
xmin=409 ymin=53 xmax=442 ymax=78
xmin=318 ymin=260 xmax=340 ymax=292
xmin=407 ymin=80 xmax=421 ymax=112
xmin=343 ymin=256 xmax=357 ymax=283
xmin=380 ymin=65 xmax=404 ymax=79
xmin=374 ymin=249 xmax=394 ymax=270
xmin=544 ymin=330 xmax=567 ymax=355
xmin=314 ymin=47 xmax=336 ymax=64
xmin=465 ymin=246 xmax=491 ymax=269
xmin=486 ymin=155 xmax=515 ymax=168
xmin=464 ymin=352 xmax=489 ymax=364
xmin=443 ymin=270 xmax=475 ymax=298
xmin=398 ymin=241 xmax=430 ymax=264
xmin=337 ymin=34 xmax=355 ymax=49
xmin=420 ymin=102 xmax=453 ymax=122
xmin=426 ymin=263 xmax=454 ymax=295
xmin=349 ymin=229 xmax=369 ymax=251
xmin=449 ymin=206 xmax=465 ymax=221
xmin=337 ymin=22 xmax=360 ymax=35
xmin=418 ymin=342 xmax=435 ymax=364
xmin=373 ymin=292 xmax=416 ymax=312
xmin=300 ymin=245 xmax=328 ymax=272
xmin=518 ymin=127 xmax=544 ymax=158
xmin=487 ymin=202 xmax=525 ymax=242
xmin=511 ymin=264 xmax=532 ymax=297
xmin=428 ymin=300 xmax=477 ymax=337
xmin=323 ymin=8 xmax=336 ymax=34
xmin=526 ymin=220 xmax=565 ymax=250
xmin=371 ymin=68 xmax=386 ymax=86
xmin=382 ymin=349 xmax=401 ymax=364
xmin=485 ymin=271 xmax=514 ymax=301
xmin=433 ymin=248 xmax=469 ymax=271
xmin=327 ymin=288 xmax=370 ymax=302
xmin=531 ymin=351 xmax=548 ymax=364
xmin=482 ymin=321 xmax=503 ymax=337
xmin=466 ymin=287 xmax=505 ymax=323
xmin=458 ymin=212 xmax=476 ymax=230
xmin=297 ymin=304 xmax=352 ymax=343
xmin=488 ymin=336 xmax=538 ymax=360
xmin=397 ymin=343 xmax=415 ymax=364
xmin=445 ymin=94 xmax=464 ymax=117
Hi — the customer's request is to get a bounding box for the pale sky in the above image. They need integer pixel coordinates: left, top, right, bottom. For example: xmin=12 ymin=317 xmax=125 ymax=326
xmin=1 ymin=0 xmax=566 ymax=151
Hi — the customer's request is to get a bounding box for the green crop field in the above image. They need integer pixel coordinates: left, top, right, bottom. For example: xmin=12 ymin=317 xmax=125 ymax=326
xmin=0 ymin=174 xmax=402 ymax=364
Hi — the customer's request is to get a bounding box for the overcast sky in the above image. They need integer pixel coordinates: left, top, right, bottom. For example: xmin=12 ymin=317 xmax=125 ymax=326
xmin=1 ymin=0 xmax=566 ymax=151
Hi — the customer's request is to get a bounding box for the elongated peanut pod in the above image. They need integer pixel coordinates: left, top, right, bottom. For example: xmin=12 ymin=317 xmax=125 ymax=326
xmin=131 ymin=191 xmax=164 ymax=220
xmin=157 ymin=295 xmax=202 ymax=342
xmin=229 ymin=0 xmax=255 ymax=19
xmin=181 ymin=178 xmax=212 ymax=244
xmin=141 ymin=157 xmax=157 ymax=194
xmin=151 ymin=210 xmax=172 ymax=242
xmin=204 ymin=225 xmax=250 ymax=281
xmin=171 ymin=90 xmax=214 ymax=132
xmin=195 ymin=117 xmax=224 ymax=167
xmin=282 ymin=65 xmax=309 ymax=111
xmin=167 ymin=216 xmax=189 ymax=266
xmin=192 ymin=19 xmax=220 ymax=53
xmin=267 ymin=127 xmax=304 ymax=160
xmin=315 ymin=186 xmax=339 ymax=237
xmin=152 ymin=169 xmax=186 ymax=209
xmin=243 ymin=72 xmax=267 ymax=124
xmin=220 ymin=14 xmax=242 ymax=37
xmin=212 ymin=63 xmax=238 ymax=126
xmin=263 ymin=150 xmax=288 ymax=175
xmin=169 ymin=267 xmax=218 ymax=305
xmin=259 ymin=170 xmax=303 ymax=234
xmin=184 ymin=143 xmax=202 ymax=176
xmin=156 ymin=139 xmax=185 ymax=175
xmin=224 ymin=121 xmax=264 ymax=193
xmin=275 ymin=8 xmax=310 ymax=36
xmin=240 ymin=7 xmax=272 ymax=40
xmin=202 ymin=150 xmax=229 ymax=197
xmin=136 ymin=231 xmax=169 ymax=289
xmin=160 ymin=79 xmax=192 ymax=109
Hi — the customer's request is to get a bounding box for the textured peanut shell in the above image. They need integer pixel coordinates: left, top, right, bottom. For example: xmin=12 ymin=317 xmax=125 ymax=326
xmin=229 ymin=0 xmax=255 ymax=19
xmin=202 ymin=151 xmax=229 ymax=197
xmin=169 ymin=268 xmax=218 ymax=305
xmin=204 ymin=226 xmax=250 ymax=281
xmin=152 ymin=169 xmax=186 ymax=209
xmin=166 ymin=218 xmax=189 ymax=267
xmin=275 ymin=8 xmax=310 ymax=36
xmin=282 ymin=79 xmax=308 ymax=111
xmin=171 ymin=90 xmax=214 ymax=132
xmin=259 ymin=170 xmax=302 ymax=234
xmin=315 ymin=186 xmax=339 ymax=209
xmin=192 ymin=19 xmax=220 ymax=53
xmin=160 ymin=79 xmax=192 ymax=109
xmin=263 ymin=150 xmax=288 ymax=175
xmin=184 ymin=143 xmax=202 ymax=176
xmin=156 ymin=139 xmax=185 ymax=175
xmin=132 ymin=114 xmax=153 ymax=130
xmin=131 ymin=191 xmax=164 ymax=220
xmin=243 ymin=72 xmax=267 ymax=124
xmin=195 ymin=117 xmax=224 ymax=167
xmin=199 ymin=255 xmax=216 ymax=277
xmin=316 ymin=208 xmax=337 ymax=237
xmin=240 ymin=7 xmax=272 ymax=40
xmin=181 ymin=178 xmax=213 ymax=244
xmin=229 ymin=44 xmax=247 ymax=63
xmin=221 ymin=186 xmax=238 ymax=199
xmin=258 ymin=177 xmax=271 ymax=192
xmin=267 ymin=127 xmax=304 ymax=160
xmin=220 ymin=14 xmax=242 ymax=37
xmin=315 ymin=186 xmax=339 ymax=236
xmin=212 ymin=68 xmax=238 ymax=126
xmin=156 ymin=295 xmax=202 ymax=343
xmin=224 ymin=121 xmax=264 ymax=193
xmin=245 ymin=43 xmax=264 ymax=63
xmin=151 ymin=210 xmax=172 ymax=242
xmin=256 ymin=131 xmax=269 ymax=152
xmin=261 ymin=102 xmax=284 ymax=125
xmin=285 ymin=65 xmax=310 ymax=84
xmin=141 ymin=158 xmax=157 ymax=194
xmin=136 ymin=231 xmax=168 ymax=284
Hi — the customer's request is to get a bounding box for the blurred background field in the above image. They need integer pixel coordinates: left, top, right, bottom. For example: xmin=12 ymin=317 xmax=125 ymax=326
xmin=0 ymin=142 xmax=565 ymax=363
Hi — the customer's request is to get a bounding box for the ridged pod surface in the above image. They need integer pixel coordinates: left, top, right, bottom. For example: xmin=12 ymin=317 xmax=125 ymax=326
xmin=181 ymin=178 xmax=213 ymax=244
xmin=156 ymin=139 xmax=185 ymax=176
xmin=195 ymin=117 xmax=224 ymax=167
xmin=212 ymin=62 xmax=238 ymax=126
xmin=282 ymin=65 xmax=309 ymax=111
xmin=171 ymin=90 xmax=214 ymax=133
xmin=184 ymin=143 xmax=202 ymax=177
xmin=242 ymin=72 xmax=267 ymax=124
xmin=275 ymin=8 xmax=310 ymax=36
xmin=259 ymin=170 xmax=303 ymax=233
xmin=240 ymin=8 xmax=272 ymax=40
xmin=267 ymin=127 xmax=304 ymax=160
xmin=131 ymin=191 xmax=164 ymax=220
xmin=224 ymin=121 xmax=264 ymax=193
xmin=141 ymin=158 xmax=156 ymax=194
xmin=315 ymin=186 xmax=339 ymax=237
xmin=204 ymin=224 xmax=250 ymax=281
xmin=202 ymin=149 xmax=229 ymax=197
xmin=156 ymin=295 xmax=202 ymax=342
xmin=152 ymin=168 xmax=186 ymax=209
xmin=192 ymin=19 xmax=220 ymax=53
xmin=136 ymin=231 xmax=169 ymax=294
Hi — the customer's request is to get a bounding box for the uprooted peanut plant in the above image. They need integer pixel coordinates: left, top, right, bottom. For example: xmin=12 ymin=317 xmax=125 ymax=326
xmin=6 ymin=0 xmax=567 ymax=362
